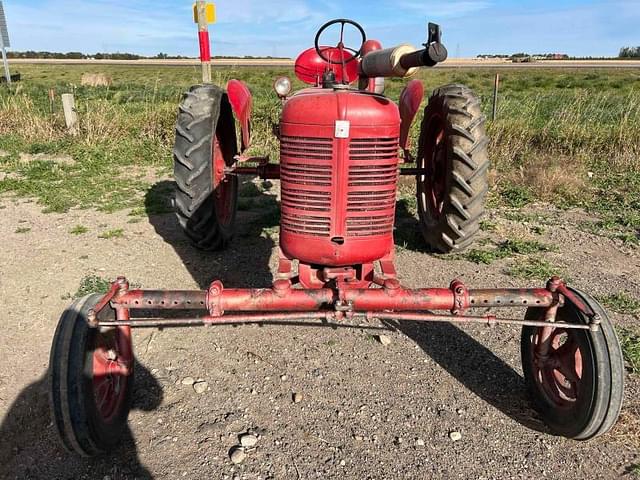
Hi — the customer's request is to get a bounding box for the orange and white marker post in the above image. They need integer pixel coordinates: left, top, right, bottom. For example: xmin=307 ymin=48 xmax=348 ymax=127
xmin=194 ymin=1 xmax=216 ymax=84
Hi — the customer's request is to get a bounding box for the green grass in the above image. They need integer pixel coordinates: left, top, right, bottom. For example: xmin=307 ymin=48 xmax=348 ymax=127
xmin=64 ymin=274 xmax=112 ymax=300
xmin=497 ymin=184 xmax=535 ymax=208
xmin=98 ymin=228 xmax=124 ymax=239
xmin=461 ymin=239 xmax=554 ymax=264
xmin=14 ymin=226 xmax=31 ymax=233
xmin=479 ymin=220 xmax=497 ymax=232
xmin=69 ymin=224 xmax=88 ymax=235
xmin=618 ymin=328 xmax=640 ymax=373
xmin=599 ymin=292 xmax=640 ymax=315
xmin=506 ymin=257 xmax=563 ymax=280
xmin=0 ymin=64 xmax=638 ymax=242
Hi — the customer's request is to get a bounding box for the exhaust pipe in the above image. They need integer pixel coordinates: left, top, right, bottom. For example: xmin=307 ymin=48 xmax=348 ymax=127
xmin=359 ymin=22 xmax=448 ymax=78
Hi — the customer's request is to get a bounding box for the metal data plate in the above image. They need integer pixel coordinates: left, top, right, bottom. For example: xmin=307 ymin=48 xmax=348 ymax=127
xmin=0 ymin=1 xmax=10 ymax=47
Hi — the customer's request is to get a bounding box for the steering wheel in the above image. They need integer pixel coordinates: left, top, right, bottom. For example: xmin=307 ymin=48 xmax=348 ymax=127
xmin=314 ymin=18 xmax=366 ymax=65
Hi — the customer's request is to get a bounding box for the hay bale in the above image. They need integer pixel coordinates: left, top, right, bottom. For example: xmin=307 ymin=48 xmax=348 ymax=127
xmin=81 ymin=73 xmax=113 ymax=87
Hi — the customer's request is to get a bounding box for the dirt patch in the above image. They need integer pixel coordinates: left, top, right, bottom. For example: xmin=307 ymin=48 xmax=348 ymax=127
xmin=0 ymin=197 xmax=638 ymax=479
xmin=18 ymin=152 xmax=76 ymax=166
xmin=118 ymin=165 xmax=166 ymax=184
xmin=0 ymin=172 xmax=21 ymax=181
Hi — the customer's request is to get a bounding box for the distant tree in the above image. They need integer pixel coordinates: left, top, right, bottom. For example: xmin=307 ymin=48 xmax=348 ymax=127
xmin=619 ymin=46 xmax=640 ymax=58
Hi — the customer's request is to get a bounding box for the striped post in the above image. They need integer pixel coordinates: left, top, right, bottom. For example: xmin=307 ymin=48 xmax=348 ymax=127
xmin=196 ymin=1 xmax=211 ymax=84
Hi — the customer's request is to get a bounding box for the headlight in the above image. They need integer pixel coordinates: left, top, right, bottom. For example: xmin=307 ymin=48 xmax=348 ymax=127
xmin=274 ymin=76 xmax=292 ymax=98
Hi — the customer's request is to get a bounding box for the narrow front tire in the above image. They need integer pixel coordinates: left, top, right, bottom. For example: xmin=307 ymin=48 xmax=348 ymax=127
xmin=49 ymin=294 xmax=134 ymax=456
xmin=521 ymin=288 xmax=624 ymax=440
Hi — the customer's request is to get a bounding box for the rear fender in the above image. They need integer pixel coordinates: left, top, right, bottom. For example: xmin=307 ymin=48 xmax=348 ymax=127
xmin=226 ymin=79 xmax=252 ymax=152
xmin=398 ymin=79 xmax=424 ymax=157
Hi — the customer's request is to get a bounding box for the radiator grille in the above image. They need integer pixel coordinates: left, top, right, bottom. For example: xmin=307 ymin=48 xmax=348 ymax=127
xmin=280 ymin=135 xmax=333 ymax=237
xmin=281 ymin=214 xmax=331 ymax=237
xmin=281 ymin=188 xmax=331 ymax=212
xmin=347 ymin=190 xmax=396 ymax=212
xmin=346 ymin=137 xmax=398 ymax=236
xmin=349 ymin=137 xmax=398 ymax=160
xmin=346 ymin=216 xmax=395 ymax=237
xmin=280 ymin=135 xmax=333 ymax=160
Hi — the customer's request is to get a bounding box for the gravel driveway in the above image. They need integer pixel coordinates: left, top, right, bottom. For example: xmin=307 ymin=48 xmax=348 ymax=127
xmin=1 ymin=189 xmax=638 ymax=479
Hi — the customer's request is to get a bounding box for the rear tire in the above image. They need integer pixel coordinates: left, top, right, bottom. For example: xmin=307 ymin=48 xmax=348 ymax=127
xmin=521 ymin=288 xmax=624 ymax=440
xmin=49 ymin=294 xmax=134 ymax=456
xmin=416 ymin=84 xmax=489 ymax=253
xmin=173 ymin=84 xmax=238 ymax=251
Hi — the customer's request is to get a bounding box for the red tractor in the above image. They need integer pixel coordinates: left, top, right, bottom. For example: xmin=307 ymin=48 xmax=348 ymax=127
xmin=49 ymin=19 xmax=624 ymax=456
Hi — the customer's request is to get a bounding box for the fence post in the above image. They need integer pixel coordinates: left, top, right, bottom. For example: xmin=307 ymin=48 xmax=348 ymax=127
xmin=492 ymin=73 xmax=500 ymax=121
xmin=61 ymin=93 xmax=78 ymax=133
xmin=48 ymin=88 xmax=56 ymax=115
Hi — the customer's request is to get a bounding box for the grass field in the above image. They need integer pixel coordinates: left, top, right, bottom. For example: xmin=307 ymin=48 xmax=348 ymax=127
xmin=1 ymin=64 xmax=638 ymax=245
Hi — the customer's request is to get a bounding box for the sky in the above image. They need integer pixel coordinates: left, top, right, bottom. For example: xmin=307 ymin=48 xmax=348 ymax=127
xmin=2 ymin=0 xmax=639 ymax=58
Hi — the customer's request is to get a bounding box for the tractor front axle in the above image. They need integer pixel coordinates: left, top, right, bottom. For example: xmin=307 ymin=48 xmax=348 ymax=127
xmin=87 ymin=276 xmax=600 ymax=332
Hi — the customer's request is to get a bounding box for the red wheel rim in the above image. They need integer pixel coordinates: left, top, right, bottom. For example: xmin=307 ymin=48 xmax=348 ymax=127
xmin=212 ymin=134 xmax=234 ymax=227
xmin=531 ymin=327 xmax=584 ymax=408
xmin=421 ymin=115 xmax=447 ymax=220
xmin=92 ymin=329 xmax=129 ymax=422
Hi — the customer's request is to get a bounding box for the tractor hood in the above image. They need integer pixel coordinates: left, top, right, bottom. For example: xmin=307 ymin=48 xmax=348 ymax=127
xmin=282 ymin=87 xmax=400 ymax=127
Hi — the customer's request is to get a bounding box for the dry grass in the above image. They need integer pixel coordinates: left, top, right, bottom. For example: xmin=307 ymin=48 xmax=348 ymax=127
xmin=80 ymin=73 xmax=113 ymax=87
xmin=0 ymin=65 xmax=638 ymax=229
xmin=0 ymin=94 xmax=57 ymax=141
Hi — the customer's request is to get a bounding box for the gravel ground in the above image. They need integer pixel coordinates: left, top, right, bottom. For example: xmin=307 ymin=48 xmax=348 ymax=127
xmin=0 ymin=191 xmax=638 ymax=480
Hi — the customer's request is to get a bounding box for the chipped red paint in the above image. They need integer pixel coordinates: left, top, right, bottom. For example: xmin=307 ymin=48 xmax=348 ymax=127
xmin=106 ymin=279 xmax=556 ymax=322
xmin=226 ymin=79 xmax=252 ymax=151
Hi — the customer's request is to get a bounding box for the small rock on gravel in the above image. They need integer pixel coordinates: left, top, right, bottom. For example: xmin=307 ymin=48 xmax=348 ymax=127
xmin=292 ymin=392 xmax=303 ymax=403
xmin=415 ymin=438 xmax=425 ymax=446
xmin=449 ymin=431 xmax=462 ymax=442
xmin=239 ymin=433 xmax=258 ymax=448
xmin=181 ymin=376 xmax=195 ymax=385
xmin=376 ymin=334 xmax=392 ymax=346
xmin=229 ymin=447 xmax=246 ymax=464
xmin=193 ymin=381 xmax=208 ymax=394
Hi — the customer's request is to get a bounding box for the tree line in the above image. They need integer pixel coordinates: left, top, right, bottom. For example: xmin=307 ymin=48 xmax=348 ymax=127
xmin=6 ymin=51 xmax=289 ymax=60
xmin=619 ymin=47 xmax=640 ymax=58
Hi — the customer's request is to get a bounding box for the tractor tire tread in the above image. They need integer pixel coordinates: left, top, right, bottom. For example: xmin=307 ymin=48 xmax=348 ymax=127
xmin=417 ymin=83 xmax=490 ymax=253
xmin=173 ymin=84 xmax=238 ymax=251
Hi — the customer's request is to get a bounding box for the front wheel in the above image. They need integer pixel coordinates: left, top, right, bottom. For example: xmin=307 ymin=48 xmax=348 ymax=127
xmin=49 ymin=294 xmax=134 ymax=456
xmin=521 ymin=288 xmax=624 ymax=440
